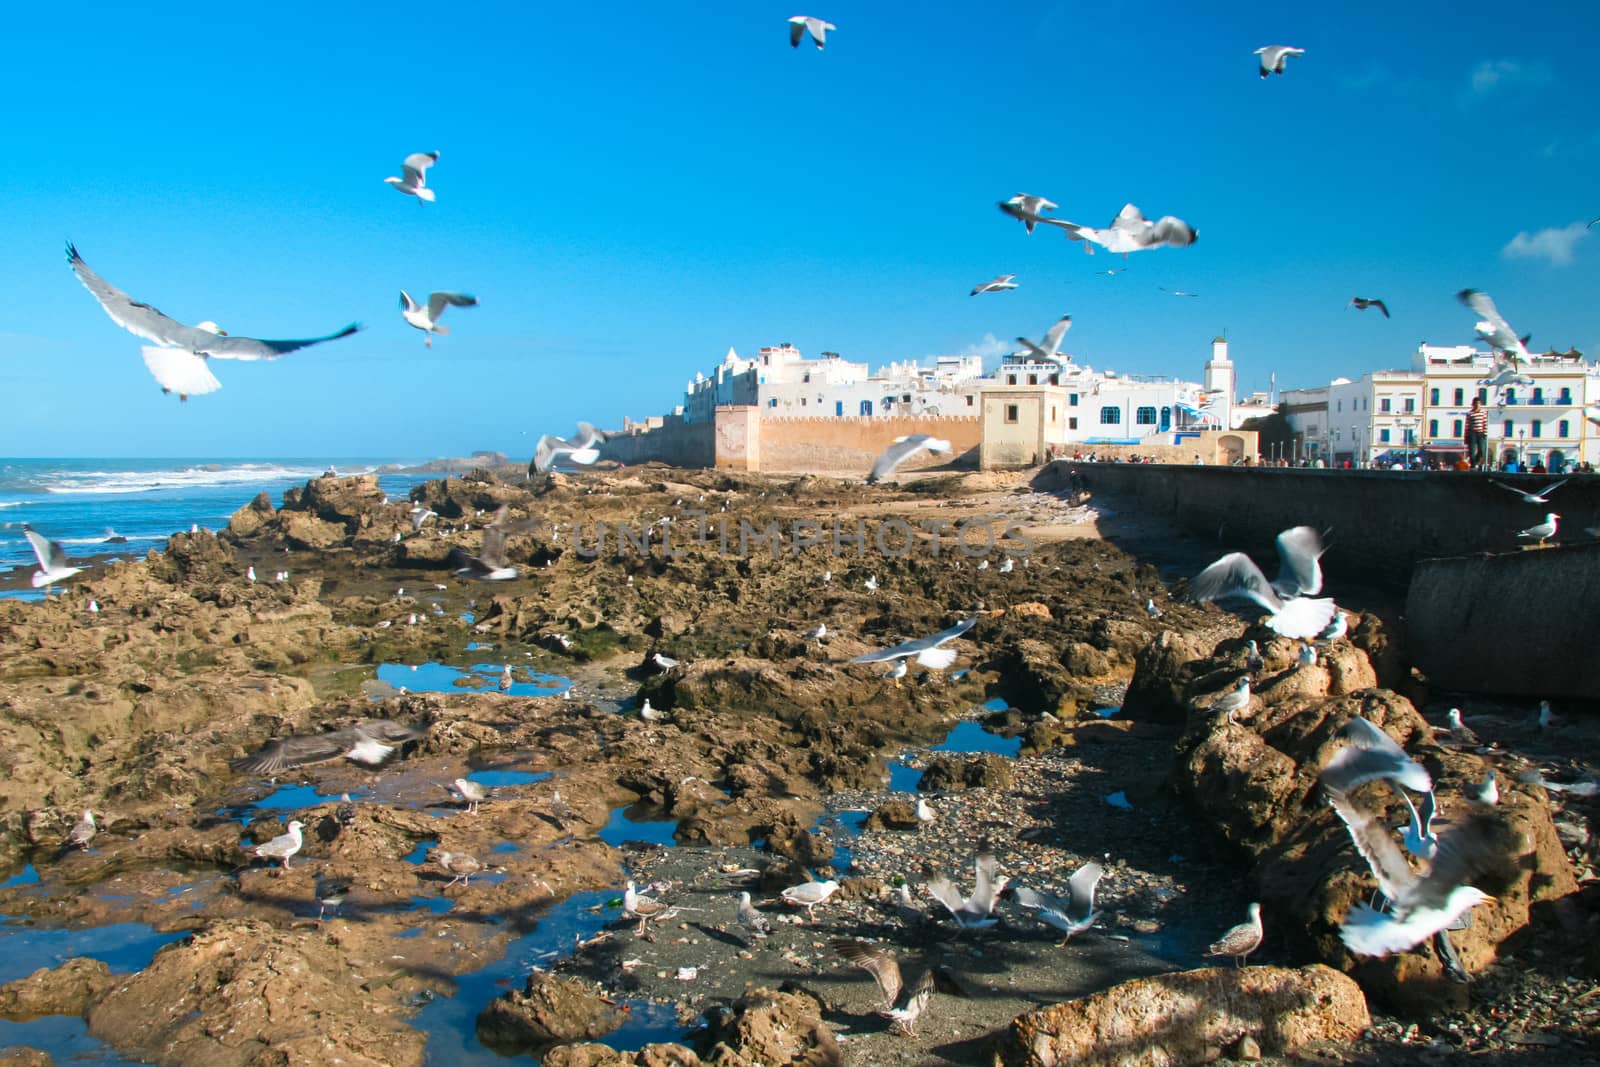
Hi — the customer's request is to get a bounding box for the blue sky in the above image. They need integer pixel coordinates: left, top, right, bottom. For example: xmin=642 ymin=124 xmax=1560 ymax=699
xmin=3 ymin=1 xmax=1596 ymax=458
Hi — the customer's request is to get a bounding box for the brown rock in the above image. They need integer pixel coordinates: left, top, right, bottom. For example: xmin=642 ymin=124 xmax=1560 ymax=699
xmin=1009 ymin=602 xmax=1053 ymax=621
xmin=862 ymin=799 xmax=921 ymax=831
xmin=700 ymin=987 xmax=840 ymax=1067
xmin=1122 ymin=629 xmax=1215 ymax=722
xmin=280 ymin=511 xmax=347 ymax=551
xmin=920 ymin=753 xmax=1013 ymax=792
xmin=993 ymin=964 xmax=1368 ymax=1067
xmin=87 ymin=920 xmax=425 ymax=1067
xmin=0 ymin=957 xmax=113 ymax=1020
xmin=0 ymin=1048 xmax=51 ymax=1067
xmin=476 ymin=971 xmax=626 ymax=1053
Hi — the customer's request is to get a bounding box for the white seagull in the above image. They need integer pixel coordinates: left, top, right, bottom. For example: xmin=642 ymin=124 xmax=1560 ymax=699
xmin=788 ymin=15 xmax=835 ymax=49
xmin=67 ymin=810 xmax=98 ymax=850
xmin=1319 ymin=716 xmax=1434 ymax=795
xmin=1458 ymin=289 xmax=1531 ymax=362
xmin=451 ymin=507 xmax=531 ymax=581
xmin=1492 ymin=479 xmax=1567 ymax=505
xmin=1053 ymin=204 xmax=1198 ymax=256
xmin=970 ymin=273 xmax=1019 ymax=296
xmin=1516 ymin=513 xmax=1560 ymax=547
xmin=67 ymin=244 xmax=361 ymax=401
xmin=449 ymin=777 xmax=487 ymax=815
xmin=780 ymin=877 xmax=840 ymax=920
xmin=923 ymin=844 xmax=1008 ymax=929
xmin=1189 ymin=526 xmax=1336 ymax=639
xmin=1206 ymin=903 xmax=1263 ymax=966
xmin=400 ymin=290 xmax=478 ymax=347
xmin=851 ymin=616 xmax=979 ymax=671
xmin=997 ymin=193 xmax=1060 ymax=234
xmin=533 ymin=423 xmax=605 ymax=473
xmin=1012 ymin=861 xmax=1105 ymax=944
xmin=1015 ymin=314 xmax=1073 ymax=362
xmin=1254 ymin=46 xmax=1305 ymax=77
xmin=22 ymin=526 xmax=83 ymax=589
xmin=248 ymin=820 xmax=305 ymax=870
xmin=1207 ymin=677 xmax=1252 ymax=721
xmin=384 ymin=151 xmax=440 ymax=201
xmin=867 ymin=435 xmax=951 ymax=483
xmin=232 ymin=720 xmax=422 ymax=774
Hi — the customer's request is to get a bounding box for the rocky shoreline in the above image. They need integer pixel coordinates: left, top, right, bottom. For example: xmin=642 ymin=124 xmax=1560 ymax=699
xmin=0 ymin=465 xmax=1595 ymax=1066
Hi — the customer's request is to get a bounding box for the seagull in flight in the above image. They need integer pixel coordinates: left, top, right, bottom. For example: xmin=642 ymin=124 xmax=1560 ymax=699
xmin=451 ymin=505 xmax=537 ymax=580
xmin=231 ymin=719 xmax=423 ymax=775
xmin=1159 ymin=286 xmax=1199 ymax=297
xmin=788 ymin=15 xmax=835 ymax=49
xmin=850 ymin=616 xmax=978 ymax=671
xmin=867 ymin=435 xmax=951 ymax=483
xmin=533 ymin=423 xmax=605 ymax=473
xmin=1490 ymin=479 xmax=1567 ymax=504
xmin=1188 ymin=526 xmax=1338 ymax=639
xmin=1054 ymin=204 xmax=1198 ymax=255
xmin=1348 ymin=297 xmax=1390 ymax=318
xmin=923 ymin=843 xmax=1008 ymax=929
xmin=830 ymin=939 xmax=935 ymax=1036
xmin=970 ymin=273 xmax=1019 ymax=296
xmin=400 ymin=290 xmax=478 ymax=347
xmin=384 ymin=151 xmax=440 ymax=201
xmin=1458 ymin=289 xmax=1531 ymax=362
xmin=997 ymin=193 xmax=1060 ymax=234
xmin=22 ymin=525 xmax=83 ymax=589
xmin=1319 ymin=716 xmax=1434 ymax=796
xmin=1016 ymin=314 xmax=1072 ymax=362
xmin=67 ymin=244 xmax=360 ymax=401
xmin=1012 ymin=861 xmax=1105 ymax=944
xmin=1254 ymin=46 xmax=1305 ymax=77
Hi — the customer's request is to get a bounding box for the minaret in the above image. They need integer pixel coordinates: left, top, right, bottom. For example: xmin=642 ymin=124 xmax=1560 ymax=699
xmin=1204 ymin=337 xmax=1235 ymax=429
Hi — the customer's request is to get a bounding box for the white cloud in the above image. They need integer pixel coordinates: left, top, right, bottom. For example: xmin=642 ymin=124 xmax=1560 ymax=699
xmin=953 ymin=333 xmax=1014 ymax=372
xmin=1502 ymin=222 xmax=1590 ymax=267
xmin=1467 ymin=58 xmax=1552 ymax=99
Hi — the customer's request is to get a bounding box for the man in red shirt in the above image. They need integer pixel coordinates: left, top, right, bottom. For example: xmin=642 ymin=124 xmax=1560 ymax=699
xmin=1465 ymin=397 xmax=1488 ymax=469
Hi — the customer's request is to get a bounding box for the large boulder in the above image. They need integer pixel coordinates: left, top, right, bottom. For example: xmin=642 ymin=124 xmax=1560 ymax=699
xmin=698 ymin=987 xmax=840 ymax=1067
xmin=994 ymin=964 xmax=1369 ymax=1067
xmin=0 ymin=957 xmax=113 ymax=1020
xmin=476 ymin=971 xmax=625 ymax=1054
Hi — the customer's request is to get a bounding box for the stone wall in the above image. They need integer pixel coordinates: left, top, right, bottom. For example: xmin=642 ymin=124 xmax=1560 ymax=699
xmin=598 ymin=415 xmax=715 ymax=468
xmin=1053 ymin=461 xmax=1600 ymax=582
xmin=1407 ymin=544 xmax=1600 ymax=700
xmin=756 ymin=414 xmax=982 ymax=475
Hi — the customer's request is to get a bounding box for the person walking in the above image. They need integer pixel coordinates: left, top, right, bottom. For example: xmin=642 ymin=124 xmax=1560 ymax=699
xmin=1465 ymin=397 xmax=1488 ymax=470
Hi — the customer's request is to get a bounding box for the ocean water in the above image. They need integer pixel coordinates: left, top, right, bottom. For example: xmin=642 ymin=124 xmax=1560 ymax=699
xmin=0 ymin=458 xmax=436 ymax=597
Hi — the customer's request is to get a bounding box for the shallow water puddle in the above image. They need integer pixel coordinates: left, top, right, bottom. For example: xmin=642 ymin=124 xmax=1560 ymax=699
xmin=412 ymin=889 xmax=695 ymax=1065
xmin=463 ymin=769 xmax=550 ymax=789
xmin=599 ymin=804 xmax=679 ymax=849
xmin=0 ymin=920 xmax=188 ymax=1065
xmin=375 ymin=661 xmax=570 ymax=698
xmin=403 ymin=840 xmax=438 ymax=866
xmin=817 ymin=810 xmax=868 ymax=873
xmin=933 ymin=720 xmax=1022 ymax=758
xmin=887 ymin=758 xmax=923 ymax=792
xmin=1 ymin=864 xmax=40 ymax=889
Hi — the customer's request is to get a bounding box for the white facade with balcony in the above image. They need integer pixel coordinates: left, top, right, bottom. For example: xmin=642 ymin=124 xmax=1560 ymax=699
xmin=1413 ymin=343 xmax=1598 ymax=470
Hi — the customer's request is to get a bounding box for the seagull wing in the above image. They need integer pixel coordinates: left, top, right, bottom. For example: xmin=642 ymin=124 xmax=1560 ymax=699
xmin=789 ymin=18 xmax=805 ymax=47
xmin=1321 ymin=717 xmax=1433 ymax=793
xmin=141 ymin=346 xmax=224 ymax=396
xmin=1371 ymin=299 xmax=1390 ymax=318
xmin=1489 ymin=480 xmax=1528 ymax=497
xmin=830 ymin=939 xmax=902 ymax=1009
xmin=868 ymin=435 xmax=931 ymax=482
xmin=1537 ymin=479 xmax=1569 ymax=497
xmin=1188 ymin=552 xmax=1283 ymax=613
xmin=478 ymin=524 xmax=510 ymax=569
xmin=852 ymin=616 xmax=977 ymax=664
xmin=402 ymin=151 xmax=437 ymax=180
xmin=67 ymin=243 xmax=194 ymax=347
xmin=198 ymin=323 xmax=362 ymax=362
xmin=1324 ymin=785 xmax=1417 ymax=903
xmin=353 ymin=719 xmax=424 ymax=743
xmin=1109 ymin=203 xmax=1148 ymax=235
xmin=427 ymin=292 xmax=478 ymax=321
xmin=970 ymin=848 xmax=1004 ymax=914
xmin=1039 ymin=315 xmax=1072 ymax=358
xmin=1066 ymin=861 xmax=1104 ymax=920
xmin=922 ymin=873 xmax=968 ymax=921
xmin=23 ymin=527 xmax=70 ymax=572
xmin=1273 ymin=526 xmax=1326 ymax=597
xmin=232 ymin=728 xmax=363 ymax=775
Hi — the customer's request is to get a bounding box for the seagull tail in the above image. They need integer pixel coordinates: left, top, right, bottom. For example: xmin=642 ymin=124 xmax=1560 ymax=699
xmin=416 ymin=188 xmax=436 ymax=203
xmin=431 ymin=323 xmax=451 ymax=336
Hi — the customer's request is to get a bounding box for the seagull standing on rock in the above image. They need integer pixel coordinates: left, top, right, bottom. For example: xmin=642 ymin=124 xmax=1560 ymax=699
xmin=1207 ymin=677 xmax=1252 ymax=722
xmin=780 ymin=877 xmax=840 ymax=921
xmin=1207 ymin=903 xmax=1263 ymax=966
xmin=736 ymin=891 xmax=771 ymax=941
xmin=449 ymin=778 xmax=487 ymax=815
xmin=248 ymin=821 xmax=305 ymax=870
xmin=67 ymin=810 xmax=97 ymax=851
xmin=1516 ymin=513 xmax=1560 ymax=547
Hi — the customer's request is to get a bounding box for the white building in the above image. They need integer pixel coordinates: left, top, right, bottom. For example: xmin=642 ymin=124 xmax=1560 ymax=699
xmin=1413 ymin=343 xmax=1598 ymax=469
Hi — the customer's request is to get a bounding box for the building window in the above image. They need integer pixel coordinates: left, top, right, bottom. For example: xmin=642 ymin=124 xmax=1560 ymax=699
xmin=1503 ymin=420 xmax=1513 ymax=436
xmin=1403 ymin=397 xmax=1415 ymax=413
xmin=860 ymin=400 xmax=873 ymax=416
xmin=1068 ymin=417 xmax=1078 ymax=430
xmin=1027 ymin=374 xmax=1038 ymax=385
xmin=902 ymin=394 xmax=911 ymax=403
xmin=1380 ymin=398 xmax=1392 ymax=413
xmin=965 ymin=395 xmax=973 ymax=407
xmin=1429 ymin=419 xmax=1438 ymax=437
xmin=1452 ymin=418 xmax=1462 ymax=437
xmin=1049 ymin=373 xmax=1060 ymax=385
xmin=1004 ymin=404 xmax=1019 ymax=424
xmin=1135 ymin=406 xmax=1157 ymax=425
xmin=800 ymin=398 xmax=806 ymax=406
xmin=1531 ymin=420 xmax=1542 ymax=438
xmin=1006 ymin=374 xmax=1017 ymax=385
xmin=1532 ymin=387 xmax=1543 ymax=405
xmin=1454 ymin=388 xmax=1464 ymax=405
xmin=1477 ymin=388 xmax=1488 ymax=402
xmin=1100 ymin=406 xmax=1121 ymax=425
xmin=1069 ymin=393 xmax=1079 ymax=406
xmin=1429 ymin=388 xmax=1439 ymax=404
xmin=1559 ymin=420 xmax=1570 ymax=438
xmin=1559 ymin=387 xmax=1572 ymax=404
xmin=1336 ymin=400 xmax=1342 ymax=413
xmin=1379 ymin=428 xmax=1391 ymax=443
xmin=1050 ymin=406 xmax=1057 ymax=421
xmin=835 ymin=401 xmax=843 ymax=416
xmin=768 ymin=398 xmax=778 ymax=408
xmin=1505 ymin=389 xmax=1516 ymax=405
